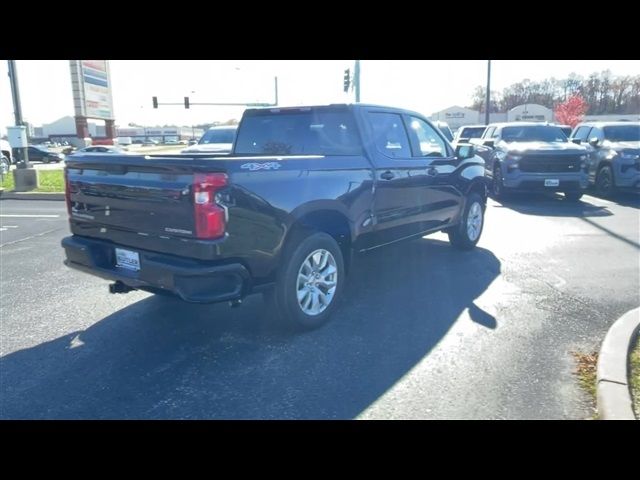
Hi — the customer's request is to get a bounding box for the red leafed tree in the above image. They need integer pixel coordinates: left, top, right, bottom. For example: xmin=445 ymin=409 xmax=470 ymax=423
xmin=554 ymin=95 xmax=588 ymax=128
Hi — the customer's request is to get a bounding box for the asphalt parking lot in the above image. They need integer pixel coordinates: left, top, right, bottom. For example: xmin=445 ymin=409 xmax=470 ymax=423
xmin=0 ymin=192 xmax=638 ymax=419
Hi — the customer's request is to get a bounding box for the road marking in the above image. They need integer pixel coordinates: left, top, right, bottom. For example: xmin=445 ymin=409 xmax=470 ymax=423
xmin=0 ymin=225 xmax=18 ymax=231
xmin=0 ymin=228 xmax=61 ymax=247
xmin=0 ymin=214 xmax=60 ymax=218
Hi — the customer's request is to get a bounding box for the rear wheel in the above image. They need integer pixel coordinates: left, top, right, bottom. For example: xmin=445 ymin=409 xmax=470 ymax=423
xmin=265 ymin=230 xmax=345 ymax=331
xmin=448 ymin=192 xmax=485 ymax=250
xmin=596 ymin=164 xmax=615 ymax=197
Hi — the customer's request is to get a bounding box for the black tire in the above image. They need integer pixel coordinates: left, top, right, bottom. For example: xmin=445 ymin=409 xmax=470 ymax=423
xmin=1 ymin=156 xmax=10 ymax=176
xmin=491 ymin=164 xmax=507 ymax=200
xmin=265 ymin=230 xmax=345 ymax=331
xmin=564 ymin=191 xmax=583 ymax=202
xmin=596 ymin=164 xmax=615 ymax=197
xmin=448 ymin=192 xmax=485 ymax=250
xmin=42 ymin=157 xmax=50 ymax=164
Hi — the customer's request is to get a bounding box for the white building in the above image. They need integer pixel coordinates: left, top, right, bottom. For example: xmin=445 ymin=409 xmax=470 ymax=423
xmin=507 ymin=104 xmax=553 ymax=122
xmin=431 ymin=106 xmax=507 ymax=130
xmin=41 ymin=116 xmax=104 ymax=138
xmin=117 ymin=126 xmax=204 ymax=142
xmin=430 ymin=106 xmax=480 ymax=130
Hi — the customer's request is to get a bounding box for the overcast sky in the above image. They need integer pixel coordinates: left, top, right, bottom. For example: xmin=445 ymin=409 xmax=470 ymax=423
xmin=1 ymin=60 xmax=638 ymax=134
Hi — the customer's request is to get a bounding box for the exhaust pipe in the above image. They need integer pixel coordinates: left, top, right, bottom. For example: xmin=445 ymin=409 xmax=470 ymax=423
xmin=109 ymin=281 xmax=135 ymax=294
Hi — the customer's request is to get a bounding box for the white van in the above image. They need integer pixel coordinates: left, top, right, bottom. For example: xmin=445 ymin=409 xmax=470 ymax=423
xmin=116 ymin=136 xmax=132 ymax=146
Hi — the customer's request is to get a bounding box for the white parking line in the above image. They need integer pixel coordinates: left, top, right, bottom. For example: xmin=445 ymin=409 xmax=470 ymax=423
xmin=0 ymin=225 xmax=18 ymax=231
xmin=0 ymin=214 xmax=60 ymax=218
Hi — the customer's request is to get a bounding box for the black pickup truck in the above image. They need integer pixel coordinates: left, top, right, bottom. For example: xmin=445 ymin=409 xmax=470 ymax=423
xmin=62 ymin=104 xmax=488 ymax=330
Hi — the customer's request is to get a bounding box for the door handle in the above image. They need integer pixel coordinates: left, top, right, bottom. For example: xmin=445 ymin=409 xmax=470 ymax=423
xmin=427 ymin=167 xmax=438 ymax=176
xmin=380 ymin=171 xmax=395 ymax=180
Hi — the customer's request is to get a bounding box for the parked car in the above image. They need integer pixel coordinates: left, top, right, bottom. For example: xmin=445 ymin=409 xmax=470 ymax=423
xmin=554 ymin=124 xmax=573 ymax=138
xmin=454 ymin=125 xmax=487 ymax=144
xmin=432 ymin=121 xmax=454 ymax=142
xmin=181 ymin=126 xmax=237 ymax=154
xmin=143 ymin=139 xmax=159 ymax=146
xmin=1 ymin=139 xmax=13 ymax=173
xmin=472 ymin=122 xmax=589 ymax=201
xmin=569 ymin=121 xmax=640 ymax=196
xmin=70 ymin=146 xmax=129 ymax=155
xmin=26 ymin=145 xmax=65 ymax=163
xmin=62 ymin=103 xmax=487 ymax=331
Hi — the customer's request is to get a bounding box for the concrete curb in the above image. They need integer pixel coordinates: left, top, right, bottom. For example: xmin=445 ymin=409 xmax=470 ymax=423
xmin=597 ymin=307 xmax=640 ymax=420
xmin=0 ymin=191 xmax=65 ymax=201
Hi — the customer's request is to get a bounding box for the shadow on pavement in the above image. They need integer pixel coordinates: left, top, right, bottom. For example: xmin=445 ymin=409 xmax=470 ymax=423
xmin=0 ymin=239 xmax=500 ymax=419
xmin=493 ymin=192 xmax=613 ymax=217
xmin=586 ymin=190 xmax=640 ymax=209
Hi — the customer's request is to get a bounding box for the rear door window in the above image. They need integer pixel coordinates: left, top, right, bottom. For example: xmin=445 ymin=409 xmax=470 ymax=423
xmin=235 ymin=110 xmax=361 ymax=156
xmin=367 ymin=112 xmax=412 ymax=158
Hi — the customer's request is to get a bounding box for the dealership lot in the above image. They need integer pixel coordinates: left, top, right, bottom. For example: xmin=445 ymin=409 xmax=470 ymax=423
xmin=0 ymin=193 xmax=638 ymax=419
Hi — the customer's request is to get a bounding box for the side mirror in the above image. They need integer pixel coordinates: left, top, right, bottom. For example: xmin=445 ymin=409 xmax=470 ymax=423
xmin=571 ymin=138 xmax=582 ymax=145
xmin=483 ymin=139 xmax=495 ymax=148
xmin=588 ymin=137 xmax=600 ymax=147
xmin=455 ymin=144 xmax=475 ymax=160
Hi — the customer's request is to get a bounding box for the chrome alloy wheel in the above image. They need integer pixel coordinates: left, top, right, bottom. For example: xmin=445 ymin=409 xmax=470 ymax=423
xmin=466 ymin=201 xmax=483 ymax=241
xmin=296 ymin=248 xmax=338 ymax=316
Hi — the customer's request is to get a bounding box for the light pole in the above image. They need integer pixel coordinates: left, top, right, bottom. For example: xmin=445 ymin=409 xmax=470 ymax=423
xmin=485 ymin=60 xmax=491 ymax=125
xmin=354 ymin=60 xmax=361 ymax=103
xmin=7 ymin=60 xmax=30 ymax=168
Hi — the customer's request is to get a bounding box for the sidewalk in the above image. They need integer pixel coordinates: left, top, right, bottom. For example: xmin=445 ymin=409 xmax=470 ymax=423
xmin=0 ymin=191 xmax=64 ymax=200
xmin=597 ymin=307 xmax=640 ymax=420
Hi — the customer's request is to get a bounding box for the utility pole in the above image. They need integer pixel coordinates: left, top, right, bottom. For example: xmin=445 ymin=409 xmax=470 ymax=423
xmin=485 ymin=60 xmax=491 ymax=125
xmin=274 ymin=76 xmax=279 ymax=106
xmin=354 ymin=60 xmax=361 ymax=103
xmin=7 ymin=60 xmax=30 ymax=168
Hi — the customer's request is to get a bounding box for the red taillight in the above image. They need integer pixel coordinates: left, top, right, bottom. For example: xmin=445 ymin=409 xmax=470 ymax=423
xmin=64 ymin=168 xmax=71 ymax=215
xmin=193 ymin=173 xmax=228 ymax=239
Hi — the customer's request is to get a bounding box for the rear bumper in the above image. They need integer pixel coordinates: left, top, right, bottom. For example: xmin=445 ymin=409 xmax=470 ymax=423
xmin=61 ymin=235 xmax=251 ymax=303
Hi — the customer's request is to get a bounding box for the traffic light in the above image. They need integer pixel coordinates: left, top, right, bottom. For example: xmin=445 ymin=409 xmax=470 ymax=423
xmin=152 ymin=96 xmax=158 ymax=109
xmin=343 ymin=69 xmax=351 ymax=93
xmin=184 ymin=97 xmax=190 ymax=109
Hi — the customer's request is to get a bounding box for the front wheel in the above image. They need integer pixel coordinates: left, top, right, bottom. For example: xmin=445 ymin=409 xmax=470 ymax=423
xmin=564 ymin=191 xmax=583 ymax=202
xmin=596 ymin=165 xmax=615 ymax=197
xmin=265 ymin=230 xmax=345 ymax=331
xmin=448 ymin=192 xmax=485 ymax=250
xmin=1 ymin=156 xmax=10 ymax=176
xmin=491 ymin=164 xmax=507 ymax=200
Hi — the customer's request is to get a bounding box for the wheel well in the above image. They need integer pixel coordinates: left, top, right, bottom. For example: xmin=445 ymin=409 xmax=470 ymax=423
xmin=287 ymin=210 xmax=352 ymax=271
xmin=1 ymin=150 xmax=11 ymax=162
xmin=468 ymin=180 xmax=488 ymax=203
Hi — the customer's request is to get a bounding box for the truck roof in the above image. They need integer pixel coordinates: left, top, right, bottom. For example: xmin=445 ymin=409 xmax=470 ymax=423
xmin=244 ymin=103 xmax=433 ymax=120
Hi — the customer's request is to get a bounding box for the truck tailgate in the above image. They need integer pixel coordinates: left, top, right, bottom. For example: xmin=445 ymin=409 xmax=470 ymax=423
xmin=66 ymin=155 xmax=228 ymax=250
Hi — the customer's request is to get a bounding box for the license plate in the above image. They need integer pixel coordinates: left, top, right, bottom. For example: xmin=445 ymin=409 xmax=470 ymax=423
xmin=115 ymin=248 xmax=140 ymax=271
xmin=544 ymin=179 xmax=560 ymax=187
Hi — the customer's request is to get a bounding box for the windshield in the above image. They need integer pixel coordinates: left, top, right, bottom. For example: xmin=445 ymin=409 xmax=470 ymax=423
xmin=199 ymin=128 xmax=236 ymax=145
xmin=603 ymin=125 xmax=640 ymax=142
xmin=502 ymin=125 xmax=567 ymax=143
xmin=461 ymin=127 xmax=486 ymax=139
